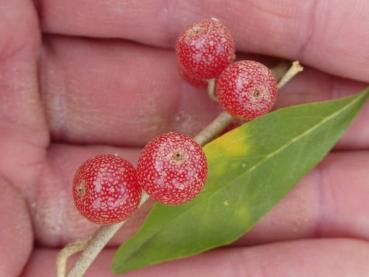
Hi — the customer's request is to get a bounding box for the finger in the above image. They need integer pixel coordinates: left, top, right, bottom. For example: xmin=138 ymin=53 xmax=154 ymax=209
xmin=0 ymin=0 xmax=49 ymax=195
xmin=238 ymin=150 xmax=369 ymax=245
xmin=41 ymin=36 xmax=220 ymax=147
xmin=33 ymin=143 xmax=369 ymax=247
xmin=42 ymin=36 xmax=368 ymax=148
xmin=25 ymin=239 xmax=369 ymax=276
xmin=39 ymin=0 xmax=369 ymax=82
xmin=0 ymin=179 xmax=33 ymax=276
xmin=0 ymin=0 xmax=45 ymax=141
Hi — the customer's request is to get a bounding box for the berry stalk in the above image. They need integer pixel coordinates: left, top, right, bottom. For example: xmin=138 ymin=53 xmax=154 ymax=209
xmin=59 ymin=61 xmax=303 ymax=277
xmin=207 ymin=79 xmax=217 ymax=102
xmin=277 ymin=61 xmax=303 ymax=89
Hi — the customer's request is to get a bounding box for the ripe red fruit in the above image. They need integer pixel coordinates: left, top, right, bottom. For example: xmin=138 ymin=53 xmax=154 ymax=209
xmin=176 ymin=17 xmax=235 ymax=81
xmin=72 ymin=154 xmax=141 ymax=224
xmin=216 ymin=60 xmax=278 ymax=120
xmin=137 ymin=132 xmax=208 ymax=205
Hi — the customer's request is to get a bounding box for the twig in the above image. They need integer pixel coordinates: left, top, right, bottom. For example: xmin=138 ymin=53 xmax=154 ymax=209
xmin=58 ymin=60 xmax=303 ymax=277
xmin=272 ymin=61 xmax=290 ymax=80
xmin=277 ymin=61 xmax=303 ymax=89
xmin=193 ymin=112 xmax=234 ymax=145
xmin=66 ymin=193 xmax=149 ymax=277
xmin=57 ymin=237 xmax=91 ymax=277
xmin=66 ymin=223 xmax=124 ymax=277
xmin=207 ymin=79 xmax=217 ymax=102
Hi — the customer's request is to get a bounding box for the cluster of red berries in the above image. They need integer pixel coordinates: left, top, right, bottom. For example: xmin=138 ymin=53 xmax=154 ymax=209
xmin=72 ymin=17 xmax=278 ymax=225
xmin=176 ymin=17 xmax=278 ymax=120
xmin=73 ymin=133 xmax=207 ymax=224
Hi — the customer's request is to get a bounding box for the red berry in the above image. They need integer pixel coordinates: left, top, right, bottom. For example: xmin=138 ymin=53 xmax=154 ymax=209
xmin=137 ymin=132 xmax=208 ymax=205
xmin=72 ymin=154 xmax=141 ymax=224
xmin=176 ymin=17 xmax=235 ymax=81
xmin=216 ymin=60 xmax=278 ymax=120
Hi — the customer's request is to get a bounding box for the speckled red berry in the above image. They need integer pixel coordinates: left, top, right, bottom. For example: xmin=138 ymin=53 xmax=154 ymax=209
xmin=137 ymin=132 xmax=208 ymax=205
xmin=176 ymin=17 xmax=235 ymax=81
xmin=216 ymin=60 xmax=278 ymax=120
xmin=72 ymin=154 xmax=141 ymax=224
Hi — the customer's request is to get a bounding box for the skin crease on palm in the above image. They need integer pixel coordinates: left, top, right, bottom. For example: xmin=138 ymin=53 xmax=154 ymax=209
xmin=1 ymin=0 xmax=369 ymax=276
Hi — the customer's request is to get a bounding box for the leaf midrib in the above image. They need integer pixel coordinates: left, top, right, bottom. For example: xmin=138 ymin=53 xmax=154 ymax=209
xmin=211 ymin=94 xmax=363 ymax=198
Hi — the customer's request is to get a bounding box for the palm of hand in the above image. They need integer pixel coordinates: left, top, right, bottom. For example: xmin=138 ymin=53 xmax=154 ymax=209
xmin=1 ymin=1 xmax=368 ymax=276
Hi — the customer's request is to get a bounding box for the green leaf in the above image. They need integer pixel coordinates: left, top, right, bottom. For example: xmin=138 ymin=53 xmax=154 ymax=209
xmin=112 ymin=89 xmax=369 ymax=274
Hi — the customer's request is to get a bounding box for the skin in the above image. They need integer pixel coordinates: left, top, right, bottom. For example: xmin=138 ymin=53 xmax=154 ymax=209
xmin=0 ymin=0 xmax=368 ymax=276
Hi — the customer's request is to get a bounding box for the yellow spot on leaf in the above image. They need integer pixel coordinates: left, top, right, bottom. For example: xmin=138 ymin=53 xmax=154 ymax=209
xmin=217 ymin=131 xmax=248 ymax=158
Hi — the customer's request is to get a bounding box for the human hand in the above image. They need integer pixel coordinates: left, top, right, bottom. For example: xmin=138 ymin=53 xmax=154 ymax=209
xmin=1 ymin=0 xmax=368 ymax=276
